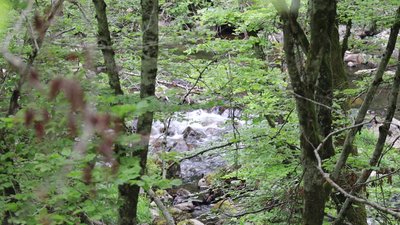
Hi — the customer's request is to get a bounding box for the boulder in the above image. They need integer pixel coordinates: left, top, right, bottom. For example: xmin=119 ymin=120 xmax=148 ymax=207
xmin=177 ymin=219 xmax=205 ymax=225
xmin=169 ymin=207 xmax=191 ymax=221
xmin=182 ymin=126 xmax=206 ymax=144
xmin=174 ymin=201 xmax=195 ymax=212
xmin=368 ymin=118 xmax=400 ymax=149
xmin=344 ymin=53 xmax=367 ymax=64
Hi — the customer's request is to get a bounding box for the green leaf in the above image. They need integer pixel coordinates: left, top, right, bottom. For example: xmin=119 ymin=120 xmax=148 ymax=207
xmin=111 ymin=104 xmax=137 ymax=117
xmin=0 ymin=0 xmax=10 ymax=31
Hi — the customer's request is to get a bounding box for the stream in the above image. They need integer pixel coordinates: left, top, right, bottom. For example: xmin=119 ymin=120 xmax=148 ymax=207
xmin=147 ymin=108 xmax=243 ymax=224
xmin=149 ymin=108 xmax=241 ymax=181
xmin=142 ymin=27 xmax=399 ymax=224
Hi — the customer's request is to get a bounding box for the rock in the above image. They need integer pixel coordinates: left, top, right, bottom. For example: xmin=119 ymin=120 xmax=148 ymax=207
xmin=168 ymin=207 xmax=192 ymax=221
xmin=155 ymin=189 xmax=173 ymax=204
xmin=368 ymin=117 xmax=400 ymax=148
xmin=344 ymin=52 xmax=367 ymax=64
xmin=173 ymin=196 xmax=187 ymax=205
xmin=354 ymin=68 xmax=376 ymax=75
xmin=197 ymin=177 xmax=210 ymax=191
xmin=172 ymin=140 xmax=190 ymax=152
xmin=212 ymin=199 xmax=237 ymax=213
xmin=177 ymin=219 xmax=205 ymax=225
xmin=208 ymin=106 xmax=226 ymax=115
xmin=166 ymin=161 xmax=181 ymax=179
xmin=172 ymin=190 xmax=190 ymax=204
xmin=169 ymin=207 xmax=191 ymax=221
xmin=221 ymin=108 xmax=241 ymax=118
xmin=347 ymin=61 xmax=356 ymax=67
xmin=191 ymin=199 xmax=204 ymax=206
xmin=176 ymin=188 xmax=191 ymax=197
xmin=174 ymin=201 xmax=195 ymax=212
xmin=204 ymin=127 xmax=221 ymax=136
xmin=150 ymin=208 xmax=160 ymax=219
xmin=182 ymin=126 xmax=206 ymax=144
xmin=172 ymin=188 xmax=193 ymax=205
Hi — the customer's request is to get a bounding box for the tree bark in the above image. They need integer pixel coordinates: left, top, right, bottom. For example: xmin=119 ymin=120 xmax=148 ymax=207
xmin=92 ymin=0 xmax=124 ymax=95
xmin=273 ymin=0 xmax=337 ymax=224
xmin=118 ymin=0 xmax=159 ymax=224
xmin=341 ymin=19 xmax=352 ymax=59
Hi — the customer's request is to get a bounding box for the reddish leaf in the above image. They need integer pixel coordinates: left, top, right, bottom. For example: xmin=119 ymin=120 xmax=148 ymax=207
xmin=24 ymin=109 xmax=35 ymax=126
xmin=113 ymin=117 xmax=124 ymax=134
xmin=83 ymin=165 xmax=93 ymax=185
xmin=34 ymin=122 xmax=45 ymax=139
xmin=41 ymin=109 xmax=50 ymax=124
xmin=98 ymin=137 xmax=114 ymax=161
xmin=89 ymin=114 xmax=99 ymax=127
xmin=49 ymin=78 xmax=63 ymax=100
xmin=65 ymin=52 xmax=79 ymax=61
xmin=63 ymin=80 xmax=85 ymax=111
xmin=49 ymin=78 xmax=85 ymax=111
xmin=33 ymin=13 xmax=44 ymax=33
xmin=96 ymin=114 xmax=111 ymax=133
xmin=111 ymin=160 xmax=119 ymax=174
xmin=68 ymin=113 xmax=77 ymax=136
xmin=28 ymin=69 xmax=40 ymax=88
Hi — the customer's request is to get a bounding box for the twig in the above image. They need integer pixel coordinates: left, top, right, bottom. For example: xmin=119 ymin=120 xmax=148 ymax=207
xmin=147 ymin=188 xmax=175 ymax=225
xmin=291 ymin=92 xmax=332 ymax=110
xmin=223 ymin=202 xmax=285 ymax=218
xmin=312 ymin=123 xmax=400 ymax=220
xmin=358 ymin=168 xmax=400 ymax=186
xmin=182 ymin=59 xmax=216 ymax=102
xmin=179 ymin=142 xmax=235 ymax=162
xmin=270 ymin=108 xmax=294 ymax=140
xmin=52 ymin=27 xmax=76 ymax=38
xmin=333 ymin=44 xmax=400 ymax=224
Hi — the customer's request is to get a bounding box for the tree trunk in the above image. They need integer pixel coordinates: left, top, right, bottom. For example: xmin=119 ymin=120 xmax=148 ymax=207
xmin=93 ymin=0 xmax=124 ymax=95
xmin=274 ymin=0 xmax=337 ymax=224
xmin=118 ymin=0 xmax=159 ymax=224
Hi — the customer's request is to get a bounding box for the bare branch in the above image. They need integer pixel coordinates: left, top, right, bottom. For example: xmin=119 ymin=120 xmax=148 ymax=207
xmin=312 ymin=118 xmax=400 ymax=220
xmin=331 ymin=7 xmax=400 ymax=181
xmin=147 ymin=189 xmax=175 ymax=225
xmin=333 ymin=44 xmax=400 ymax=224
xmin=182 ymin=59 xmax=216 ymax=103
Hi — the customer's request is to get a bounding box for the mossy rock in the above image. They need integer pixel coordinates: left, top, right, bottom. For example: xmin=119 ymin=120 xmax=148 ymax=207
xmin=212 ymin=199 xmax=237 ymax=213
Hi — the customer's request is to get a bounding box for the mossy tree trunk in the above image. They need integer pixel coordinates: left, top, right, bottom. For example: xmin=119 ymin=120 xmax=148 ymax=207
xmin=118 ymin=0 xmax=159 ymax=224
xmin=273 ymin=0 xmax=338 ymax=224
xmin=93 ymin=0 xmax=124 ymax=95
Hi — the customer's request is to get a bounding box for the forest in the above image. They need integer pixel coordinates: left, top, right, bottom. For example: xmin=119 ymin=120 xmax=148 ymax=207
xmin=0 ymin=0 xmax=400 ymax=225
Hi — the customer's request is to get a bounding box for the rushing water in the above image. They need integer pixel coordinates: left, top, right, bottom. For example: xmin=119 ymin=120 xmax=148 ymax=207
xmin=148 ymin=108 xmax=241 ymax=181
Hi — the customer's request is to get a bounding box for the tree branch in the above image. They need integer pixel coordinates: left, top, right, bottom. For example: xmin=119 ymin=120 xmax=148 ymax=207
xmin=331 ymin=6 xmax=400 ymax=181
xmin=333 ymin=45 xmax=400 ymax=224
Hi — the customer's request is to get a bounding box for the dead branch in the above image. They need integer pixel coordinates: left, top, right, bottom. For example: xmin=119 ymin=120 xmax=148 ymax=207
xmin=147 ymin=188 xmax=175 ymax=225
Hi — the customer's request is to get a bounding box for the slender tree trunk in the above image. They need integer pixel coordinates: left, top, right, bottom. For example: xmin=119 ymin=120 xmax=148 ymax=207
xmin=341 ymin=19 xmax=352 ymax=59
xmin=118 ymin=0 xmax=159 ymax=224
xmin=332 ymin=7 xmax=400 ymax=181
xmin=92 ymin=0 xmax=124 ymax=95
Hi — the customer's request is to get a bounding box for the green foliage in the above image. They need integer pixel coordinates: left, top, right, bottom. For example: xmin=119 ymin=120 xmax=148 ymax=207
xmin=1 ymin=0 xmax=400 ymax=224
xmin=0 ymin=0 xmax=10 ymax=31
